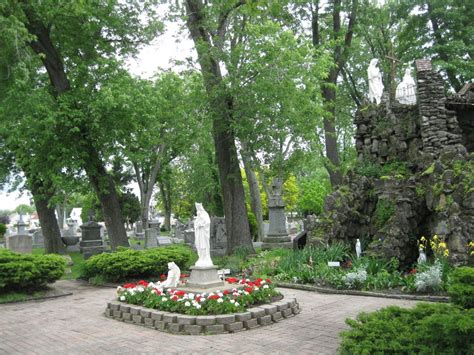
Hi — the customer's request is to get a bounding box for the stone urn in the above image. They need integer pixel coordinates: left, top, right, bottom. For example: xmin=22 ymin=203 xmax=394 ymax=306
xmin=62 ymin=236 xmax=80 ymax=246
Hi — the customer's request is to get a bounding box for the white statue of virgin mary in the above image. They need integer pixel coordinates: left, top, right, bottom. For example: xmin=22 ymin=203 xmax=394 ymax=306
xmin=194 ymin=203 xmax=213 ymax=267
xmin=368 ymin=59 xmax=384 ymax=105
xmin=396 ymin=68 xmax=416 ymax=105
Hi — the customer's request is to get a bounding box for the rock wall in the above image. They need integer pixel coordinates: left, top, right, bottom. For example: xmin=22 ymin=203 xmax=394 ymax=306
xmin=308 ymin=59 xmax=473 ymax=266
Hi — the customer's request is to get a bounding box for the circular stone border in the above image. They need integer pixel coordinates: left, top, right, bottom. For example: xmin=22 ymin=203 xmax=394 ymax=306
xmin=104 ymin=298 xmax=300 ymax=335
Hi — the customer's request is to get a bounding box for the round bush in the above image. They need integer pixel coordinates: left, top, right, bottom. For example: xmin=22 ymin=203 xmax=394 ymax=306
xmin=0 ymin=249 xmax=67 ymax=293
xmin=448 ymin=266 xmax=474 ymax=309
xmin=340 ymin=303 xmax=474 ymax=354
xmin=82 ymin=245 xmax=195 ymax=282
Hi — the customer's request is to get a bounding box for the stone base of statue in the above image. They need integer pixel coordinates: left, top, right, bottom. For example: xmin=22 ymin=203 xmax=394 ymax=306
xmin=187 ymin=266 xmax=225 ymax=289
xmin=262 ymin=199 xmax=291 ymax=250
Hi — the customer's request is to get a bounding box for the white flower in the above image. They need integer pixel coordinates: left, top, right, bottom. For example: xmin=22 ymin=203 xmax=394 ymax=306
xmin=217 ymin=298 xmax=224 ymax=303
xmin=244 ymin=291 xmax=249 ymax=295
xmin=162 ymin=297 xmax=168 ymax=302
xmin=120 ymin=295 xmax=126 ymax=301
xmin=230 ymin=299 xmax=235 ymax=304
xmin=254 ymin=287 xmax=259 ymax=291
xmin=200 ymin=297 xmax=206 ymax=303
xmin=217 ymin=292 xmax=224 ymax=297
xmin=129 ymin=290 xmax=136 ymax=296
xmin=235 ymin=302 xmax=239 ymax=307
xmin=185 ymin=301 xmax=191 ymax=307
xmin=137 ymin=286 xmax=145 ymax=293
xmin=188 ymin=293 xmax=195 ymax=299
xmin=263 ymin=285 xmax=269 ymax=289
xmin=195 ymin=304 xmax=202 ymax=309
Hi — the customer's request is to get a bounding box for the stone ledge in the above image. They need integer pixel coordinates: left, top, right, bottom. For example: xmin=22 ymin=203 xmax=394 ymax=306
xmin=275 ymin=282 xmax=450 ymax=303
xmin=104 ymin=297 xmax=300 ymax=335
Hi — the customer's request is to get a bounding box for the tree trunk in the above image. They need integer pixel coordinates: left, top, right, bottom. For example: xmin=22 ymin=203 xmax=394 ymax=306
xmin=185 ymin=0 xmax=254 ymax=254
xmin=84 ymin=148 xmax=129 ymax=249
xmin=158 ymin=177 xmax=172 ymax=231
xmin=241 ymin=146 xmax=264 ymax=242
xmin=322 ymin=78 xmax=343 ymax=187
xmin=29 ymin=180 xmax=65 ymax=254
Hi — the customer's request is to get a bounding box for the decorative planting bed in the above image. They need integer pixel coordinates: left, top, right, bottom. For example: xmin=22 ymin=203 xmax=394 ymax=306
xmin=105 ymin=298 xmax=300 ymax=334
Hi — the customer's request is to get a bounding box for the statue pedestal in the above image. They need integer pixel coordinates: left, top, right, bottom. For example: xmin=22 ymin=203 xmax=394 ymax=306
xmin=187 ymin=266 xmax=225 ymax=289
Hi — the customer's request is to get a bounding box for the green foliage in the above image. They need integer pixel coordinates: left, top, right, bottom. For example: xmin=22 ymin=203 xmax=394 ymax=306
xmin=82 ymin=245 xmax=196 ymax=282
xmin=373 ymin=199 xmax=396 ymax=229
xmin=296 ymin=176 xmax=331 ymax=215
xmin=340 ymin=303 xmax=474 ymax=354
xmin=355 ymin=161 xmax=409 ymax=179
xmin=0 ymin=249 xmax=66 ymax=293
xmin=14 ymin=204 xmax=35 ymax=215
xmin=448 ymin=267 xmax=474 ymax=309
xmin=0 ymin=223 xmax=6 ymax=237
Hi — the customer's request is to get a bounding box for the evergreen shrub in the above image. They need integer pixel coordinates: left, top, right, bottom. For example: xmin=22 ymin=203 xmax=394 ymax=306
xmin=448 ymin=266 xmax=474 ymax=309
xmin=0 ymin=249 xmax=66 ymax=293
xmin=340 ymin=303 xmax=474 ymax=354
xmin=82 ymin=245 xmax=195 ymax=282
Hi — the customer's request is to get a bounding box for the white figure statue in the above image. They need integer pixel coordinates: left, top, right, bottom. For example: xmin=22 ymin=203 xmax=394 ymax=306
xmin=417 ymin=248 xmax=427 ymax=264
xmin=355 ymin=239 xmax=362 ymax=259
xmin=194 ymin=203 xmax=213 ymax=267
xmin=396 ymin=68 xmax=416 ymax=105
xmin=155 ymin=262 xmax=181 ymax=290
xmin=368 ymin=59 xmax=384 ymax=105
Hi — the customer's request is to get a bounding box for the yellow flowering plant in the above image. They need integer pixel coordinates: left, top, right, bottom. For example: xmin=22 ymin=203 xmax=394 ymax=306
xmin=430 ymin=235 xmax=449 ymax=260
xmin=468 ymin=241 xmax=474 ymax=257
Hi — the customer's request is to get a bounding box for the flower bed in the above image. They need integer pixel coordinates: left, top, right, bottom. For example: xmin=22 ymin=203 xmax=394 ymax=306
xmin=116 ymin=278 xmax=279 ymax=315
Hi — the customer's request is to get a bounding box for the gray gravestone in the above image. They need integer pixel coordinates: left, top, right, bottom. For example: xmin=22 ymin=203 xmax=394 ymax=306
xmin=79 ymin=219 xmax=104 ymax=259
xmin=210 ymin=217 xmax=227 ymax=256
xmin=32 ymin=229 xmax=44 ymax=248
xmin=184 ymin=221 xmax=195 ymax=245
xmin=6 ymin=216 xmax=32 ymax=253
xmin=135 ymin=220 xmax=145 ymax=240
xmin=157 ymin=236 xmax=172 ymax=246
xmin=262 ymin=178 xmax=291 ymax=250
xmin=144 ymin=228 xmax=158 ymax=248
xmin=174 ymin=222 xmax=186 ymax=240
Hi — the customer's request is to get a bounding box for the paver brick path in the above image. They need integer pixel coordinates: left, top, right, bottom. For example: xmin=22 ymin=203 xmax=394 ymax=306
xmin=0 ymin=280 xmax=418 ymax=354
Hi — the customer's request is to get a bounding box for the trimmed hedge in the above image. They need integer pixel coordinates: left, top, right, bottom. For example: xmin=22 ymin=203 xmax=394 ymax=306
xmin=340 ymin=303 xmax=474 ymax=354
xmin=81 ymin=245 xmax=195 ymax=282
xmin=448 ymin=266 xmax=474 ymax=309
xmin=0 ymin=249 xmax=67 ymax=293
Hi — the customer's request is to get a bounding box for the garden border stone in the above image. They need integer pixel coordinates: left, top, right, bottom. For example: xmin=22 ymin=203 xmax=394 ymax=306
xmin=275 ymin=282 xmax=450 ymax=302
xmin=104 ymin=297 xmax=300 ymax=335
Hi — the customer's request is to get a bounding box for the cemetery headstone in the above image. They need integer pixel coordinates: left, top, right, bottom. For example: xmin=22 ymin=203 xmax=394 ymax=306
xmin=262 ymin=179 xmax=291 ymax=250
xmin=135 ymin=220 xmax=145 ymax=240
xmin=5 ymin=215 xmax=32 ymax=253
xmin=32 ymin=228 xmax=44 ymax=248
xmin=79 ymin=216 xmax=104 ymax=259
xmin=157 ymin=236 xmax=172 ymax=246
xmin=144 ymin=228 xmax=158 ymax=248
xmin=210 ymin=217 xmax=227 ymax=256
xmin=184 ymin=221 xmax=195 ymax=246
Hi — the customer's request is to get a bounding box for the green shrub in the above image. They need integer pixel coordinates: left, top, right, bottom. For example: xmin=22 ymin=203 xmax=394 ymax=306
xmin=340 ymin=303 xmax=474 ymax=354
xmin=82 ymin=245 xmax=195 ymax=282
xmin=0 ymin=249 xmax=66 ymax=293
xmin=373 ymin=199 xmax=395 ymax=228
xmin=448 ymin=266 xmax=474 ymax=309
xmin=0 ymin=223 xmax=6 ymax=237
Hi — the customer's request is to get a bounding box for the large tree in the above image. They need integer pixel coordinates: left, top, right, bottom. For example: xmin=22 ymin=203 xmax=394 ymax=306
xmin=183 ymin=1 xmax=254 ymax=253
xmin=0 ymin=1 xmax=161 ymax=249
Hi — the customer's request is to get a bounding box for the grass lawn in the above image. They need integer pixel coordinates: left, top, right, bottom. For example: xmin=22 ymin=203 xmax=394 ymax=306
xmin=0 ymin=289 xmax=51 ymax=304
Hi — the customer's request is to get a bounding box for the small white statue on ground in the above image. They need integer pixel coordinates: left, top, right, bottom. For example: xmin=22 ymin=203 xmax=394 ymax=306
xmin=356 ymin=238 xmax=362 ymax=259
xmin=194 ymin=203 xmax=213 ymax=267
xmin=368 ymin=58 xmax=384 ymax=105
xmin=155 ymin=262 xmax=181 ymax=290
xmin=396 ymin=68 xmax=416 ymax=105
xmin=417 ymin=248 xmax=427 ymax=264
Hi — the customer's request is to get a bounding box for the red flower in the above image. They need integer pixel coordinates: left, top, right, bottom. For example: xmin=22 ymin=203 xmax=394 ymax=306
xmin=195 ymin=296 xmax=202 ymax=303
xmin=409 ymin=268 xmax=417 ymax=275
xmin=171 ymin=295 xmax=179 ymax=301
xmin=160 ymin=274 xmax=167 ymax=280
xmin=180 ymin=274 xmax=189 ymax=278
xmin=245 ymin=287 xmax=253 ymax=293
xmin=208 ymin=294 xmax=220 ymax=300
xmin=223 ymin=290 xmax=231 ymax=295
xmin=174 ymin=290 xmax=186 ymax=297
xmin=152 ymin=289 xmax=162 ymax=295
xmin=265 ymin=278 xmax=272 ymax=284
xmin=246 ymin=281 xmax=255 ymax=287
xmin=123 ymin=283 xmax=136 ymax=289
xmin=226 ymin=277 xmax=238 ymax=284
xmin=137 ymin=280 xmax=149 ymax=287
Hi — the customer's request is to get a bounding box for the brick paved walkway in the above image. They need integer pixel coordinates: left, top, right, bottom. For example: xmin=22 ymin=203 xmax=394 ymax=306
xmin=0 ymin=280 xmax=418 ymax=354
